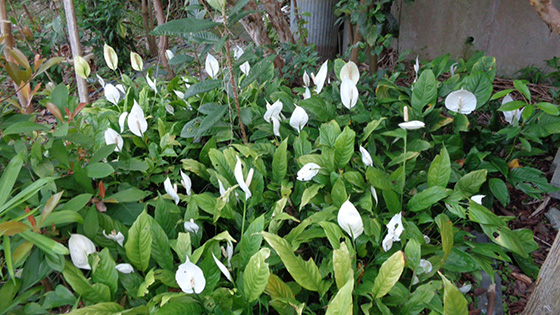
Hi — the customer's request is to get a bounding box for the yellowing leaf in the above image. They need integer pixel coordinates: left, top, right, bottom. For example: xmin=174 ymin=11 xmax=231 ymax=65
xmin=371 ymin=251 xmax=405 ymax=298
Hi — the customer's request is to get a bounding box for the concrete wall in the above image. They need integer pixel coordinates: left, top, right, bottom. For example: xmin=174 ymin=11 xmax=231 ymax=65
xmin=393 ymin=0 xmax=560 ymax=76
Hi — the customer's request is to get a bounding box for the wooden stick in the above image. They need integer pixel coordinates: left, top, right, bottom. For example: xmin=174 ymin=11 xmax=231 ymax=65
xmin=62 ymin=0 xmax=89 ymax=104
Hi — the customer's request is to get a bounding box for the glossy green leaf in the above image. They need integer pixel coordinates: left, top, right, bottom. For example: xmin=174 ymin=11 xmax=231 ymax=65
xmin=427 ymin=146 xmax=450 ymax=188
xmin=331 ymin=178 xmax=347 ymax=208
xmin=371 ymin=251 xmax=405 ymax=298
xmin=244 ymin=248 xmax=271 ymax=302
xmin=440 ymin=272 xmax=468 ymax=315
xmin=63 ymin=263 xmax=111 ymax=303
xmin=365 ymin=167 xmax=392 ymax=190
xmin=513 ymin=80 xmax=531 ymax=101
xmin=151 ymin=18 xmax=219 ymax=36
xmin=85 ymin=163 xmax=114 ymax=179
xmin=91 ymin=248 xmax=118 ymax=297
xmin=0 ymin=177 xmax=55 ymax=216
xmin=435 ymin=214 xmax=453 ymax=261
xmin=411 ymin=70 xmax=437 ymax=114
xmin=104 ymin=188 xmax=148 ymax=203
xmin=535 ymin=102 xmax=560 ymax=115
xmin=463 ymin=72 xmax=493 ymax=106
xmin=334 ymin=126 xmax=356 ymax=169
xmin=325 ymin=278 xmax=354 ymax=315
xmin=300 ymin=184 xmax=324 ymax=211
xmin=239 ymin=215 xmax=264 ymax=266
xmin=405 ymin=238 xmax=421 ymax=270
xmin=272 ymin=138 xmax=288 ymax=184
xmin=0 ymin=153 xmax=23 ymax=207
xmin=19 ymin=230 xmax=69 ymax=255
xmin=67 ymin=302 xmax=124 ymax=315
xmin=333 ymin=242 xmax=353 ymax=290
xmin=3 ymin=121 xmax=50 ymax=135
xmin=454 ymin=169 xmax=487 ymax=196
xmin=125 ymin=211 xmax=152 ymax=272
xmin=408 ymin=186 xmax=451 ymax=212
xmin=150 ymin=217 xmax=174 ymax=270
xmin=488 ymin=178 xmax=510 ymax=207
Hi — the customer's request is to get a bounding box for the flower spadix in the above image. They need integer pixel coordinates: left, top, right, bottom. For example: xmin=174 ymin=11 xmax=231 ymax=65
xmin=339 ymin=61 xmax=359 ymax=85
xmin=359 ymin=146 xmax=373 ymax=167
xmin=164 ymin=177 xmax=180 ymax=205
xmin=235 ymin=156 xmax=253 ymax=200
xmin=297 ymin=163 xmax=321 ymax=181
xmin=337 ymin=200 xmax=364 ymax=240
xmin=502 ymin=94 xmax=523 ymax=124
xmin=103 ymin=43 xmax=118 ymax=70
xmin=176 ymin=257 xmax=206 ymax=294
xmin=205 ymin=53 xmax=219 ymax=79
xmin=68 ymin=234 xmax=96 ymax=270
xmin=382 ymin=212 xmax=404 ymax=252
xmin=130 ymin=52 xmax=143 ymax=71
xmin=104 ymin=128 xmax=123 ymax=152
xmin=340 ymin=78 xmax=359 ymax=110
xmin=290 ymin=105 xmax=308 ymax=133
xmin=74 ymin=55 xmax=90 ymax=79
xmin=445 ymin=89 xmax=477 ymax=115
xmin=102 ymin=230 xmax=125 ymax=247
xmin=104 ymin=84 xmax=120 ymax=105
xmin=127 ymin=101 xmax=147 ymax=137
xmin=313 ymin=60 xmax=328 ymax=94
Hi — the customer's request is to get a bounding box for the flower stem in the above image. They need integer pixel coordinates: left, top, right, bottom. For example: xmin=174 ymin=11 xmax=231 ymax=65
xmin=401 ymin=131 xmax=408 ymax=207
xmin=241 ymin=199 xmax=248 ymax=236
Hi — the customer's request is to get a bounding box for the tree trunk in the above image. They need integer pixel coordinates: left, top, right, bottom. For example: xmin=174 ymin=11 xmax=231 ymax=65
xmin=530 ymin=0 xmax=560 ymax=36
xmin=261 ymin=0 xmax=295 ymax=44
xmin=522 ymin=231 xmax=560 ymax=314
xmin=62 ymin=0 xmax=89 ymax=104
xmin=152 ymin=0 xmax=174 ymax=76
xmin=142 ymin=0 xmax=158 ymax=56
xmin=225 ymin=0 xmax=285 ymax=72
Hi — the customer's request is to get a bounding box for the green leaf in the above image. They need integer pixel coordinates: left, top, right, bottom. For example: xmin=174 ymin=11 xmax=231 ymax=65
xmin=331 ymin=178 xmax=347 ymax=208
xmin=137 ymin=269 xmax=156 ymax=297
xmin=535 ymin=102 xmax=560 ymax=115
xmin=90 ymin=145 xmax=117 ymax=164
xmin=334 ymin=126 xmax=356 ymax=169
xmin=91 ymin=248 xmax=118 ymax=297
xmin=514 ymin=80 xmax=531 ymax=101
xmin=151 ymin=18 xmax=219 ymax=36
xmin=463 ymin=72 xmax=493 ymax=106
xmin=435 ymin=214 xmax=453 ymax=261
xmin=63 ymin=263 xmax=111 ymax=303
xmin=300 ymin=184 xmax=324 ymax=211
xmin=498 ymin=100 xmax=526 ymax=112
xmin=411 ymin=70 xmax=438 ymax=114
xmin=333 ymin=242 xmax=353 ymax=290
xmin=408 ymin=186 xmax=451 ymax=212
xmin=67 ymin=302 xmax=124 ymax=315
xmin=0 ymin=177 xmax=55 ymax=216
xmin=488 ymin=178 xmax=510 ymax=207
xmin=183 ymin=79 xmax=221 ymax=99
xmin=85 ymin=163 xmax=114 ymax=179
xmin=427 ymin=146 xmax=451 ymax=188
xmin=240 ymin=54 xmax=276 ymax=89
xmin=3 ymin=121 xmax=50 ymax=135
xmin=125 ymin=211 xmax=152 ymax=272
xmin=239 ymin=215 xmax=264 ymax=266
xmin=150 ymin=217 xmax=174 ymax=270
xmin=468 ymin=202 xmax=505 ymax=226
xmin=19 ymin=230 xmax=69 ymax=255
xmin=244 ymin=248 xmax=271 ymax=303
xmin=0 ymin=152 xmax=23 ymax=206
xmin=325 ymin=278 xmax=354 ymax=315
xmin=440 ymin=272 xmax=468 ymax=315
xmin=262 ymin=232 xmax=326 ymax=294
xmin=365 ymin=167 xmax=392 ymax=190
xmin=40 ymin=210 xmax=84 ymax=228
xmin=405 ymin=238 xmax=421 ymax=270
xmin=371 ymin=251 xmax=405 ymax=298
xmin=272 ymin=138 xmax=288 ymax=184
xmin=454 ymin=169 xmax=487 ymax=196
xmin=104 ymin=188 xmax=148 ymax=203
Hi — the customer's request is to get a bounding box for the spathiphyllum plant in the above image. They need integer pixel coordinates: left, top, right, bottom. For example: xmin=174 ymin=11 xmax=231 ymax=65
xmin=2 ymin=5 xmax=560 ymax=314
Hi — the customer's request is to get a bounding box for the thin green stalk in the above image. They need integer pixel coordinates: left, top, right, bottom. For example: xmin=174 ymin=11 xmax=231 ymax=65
xmin=241 ymin=199 xmax=248 ymax=236
xmin=401 ymin=131 xmax=408 ymax=206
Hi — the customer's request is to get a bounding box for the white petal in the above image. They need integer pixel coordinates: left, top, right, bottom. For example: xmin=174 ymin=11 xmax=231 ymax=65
xmin=289 ymin=105 xmax=308 ymax=133
xmin=226 ymin=240 xmax=233 ymax=267
xmin=414 ymin=56 xmax=420 ymax=75
xmin=359 ymin=146 xmax=373 ymax=167
xmin=127 ymin=101 xmax=148 ymax=137
xmin=164 ymin=177 xmax=180 ymax=205
xmin=174 ymin=90 xmax=185 ymax=99
xmin=303 ymin=87 xmax=311 ymax=100
xmin=184 ymin=219 xmax=199 ymax=234
xmin=303 ymin=71 xmax=310 ymax=87
xmin=115 ymin=263 xmax=134 ymax=274
xmin=234 ymin=156 xmax=252 ymax=200
xmin=104 ymin=128 xmax=123 ymax=152
xmin=382 ymin=233 xmax=393 ymax=252
xmin=96 ymin=74 xmax=105 ymax=88
xmin=450 ymin=63 xmax=458 ymax=77
xmin=102 ymin=230 xmax=125 ymax=247
xmin=271 ymin=116 xmax=281 ymax=137
xmin=297 ymin=163 xmax=321 ymax=181
xmin=337 ymin=200 xmax=364 ymax=240
xmin=180 ymin=170 xmax=192 ymax=196
xmin=115 ymin=84 xmax=126 ymax=96
xmin=423 ymin=234 xmax=430 ymax=244
xmin=313 ymin=60 xmax=328 ymax=94
xmin=68 ymin=234 xmax=96 ymax=270
xmin=175 ymin=257 xmax=206 ymax=294
xmin=103 ymin=43 xmax=118 ymax=70
xmin=398 ymin=120 xmax=425 ymax=130
xmin=118 ymin=112 xmax=128 ymax=133
xmin=212 ymin=253 xmax=232 ymax=282
xmin=471 ymin=194 xmax=485 ymax=205
xmin=205 ymin=53 xmax=219 ymax=79
xmin=445 ymin=89 xmax=477 ymax=115
xmin=245 ymin=168 xmax=254 ymax=188
xmin=339 ymin=61 xmax=359 ymax=85
xmin=218 ymin=178 xmax=227 ymax=198
xmin=240 ymin=61 xmax=250 ymax=76
xmin=340 ymin=78 xmax=358 ymax=109
xmin=165 ymin=104 xmax=175 ymax=115
xmin=459 ymin=283 xmax=472 ymax=293
xmin=165 ymin=49 xmax=175 ymax=61
xmin=387 ymin=212 xmax=404 ymax=241
xmin=104 ymin=84 xmax=120 ymax=105
xmin=370 ymin=186 xmax=378 ymax=205
xmin=502 ymin=94 xmax=523 ymax=124
xmin=264 ymin=100 xmax=283 ymax=123
xmin=130 ymin=52 xmax=143 ymax=71
xmin=233 ymin=46 xmax=243 ymax=60
xmin=146 ymin=74 xmax=157 ymax=92
xmin=418 ymin=259 xmax=432 ymax=274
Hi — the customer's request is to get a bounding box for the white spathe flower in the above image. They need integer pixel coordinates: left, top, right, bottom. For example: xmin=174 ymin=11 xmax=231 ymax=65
xmin=382 ymin=212 xmax=404 ymax=252
xmin=130 ymin=52 xmax=143 ymax=71
xmin=240 ymin=61 xmax=250 ymax=76
xmin=233 ymin=46 xmax=243 ymax=60
xmin=205 ymin=53 xmax=219 ymax=79
xmin=104 ymin=84 xmax=120 ymax=105
xmin=445 ymin=89 xmax=477 ymax=115
xmin=340 ymin=61 xmax=359 ymax=85
xmin=290 ymin=105 xmax=308 ymax=133
xmin=165 ymin=49 xmax=175 ymax=61
xmin=217 ymin=178 xmax=228 ymax=201
xmin=303 ymin=87 xmax=311 ymax=100
xmin=502 ymin=94 xmax=523 ymax=124
xmin=68 ymin=234 xmax=96 ymax=270
xmin=418 ymin=259 xmax=432 ymax=274
xmin=115 ymin=263 xmax=134 ymax=274
xmin=96 ymin=74 xmax=106 ymax=88
xmin=176 ymin=257 xmax=206 ymax=294
xmin=212 ymin=253 xmax=232 ymax=282
xmin=146 ymin=74 xmax=157 ymax=93
xmin=450 ymin=62 xmax=458 ymax=77
xmin=174 ymin=90 xmax=185 ymax=99
xmin=337 ymin=199 xmax=364 ymax=240
xmin=115 ymin=84 xmax=126 ymax=96
xmin=103 ymin=43 xmax=118 ymax=70
xmin=359 ymin=146 xmax=373 ymax=167
xmin=164 ymin=177 xmax=180 ymax=205
xmin=471 ymin=194 xmax=485 ymax=205
xmin=127 ymin=101 xmax=148 ymax=137
xmin=102 ymin=230 xmax=125 ymax=247
xmin=297 ymin=163 xmax=321 ymax=181
xmin=340 ymin=78 xmax=359 ymax=110
xmin=399 ymin=120 xmax=425 ymax=130
xmin=459 ymin=283 xmax=472 ymax=293
xmin=118 ymin=112 xmax=127 ymax=133
xmin=423 ymin=234 xmax=430 ymax=244
xmin=303 ymin=71 xmax=310 ymax=87
xmin=222 ymin=240 xmax=233 ymax=267
xmin=234 ymin=156 xmax=252 ymax=200
xmin=184 ymin=219 xmax=199 ymax=234
xmin=180 ymin=170 xmax=192 ymax=196
xmin=413 ymin=56 xmax=420 ymax=78
xmin=74 ymin=55 xmax=90 ymax=79
xmin=264 ymin=100 xmax=283 ymax=123
xmin=269 ymin=116 xmax=281 ymax=137
xmin=370 ymin=186 xmax=378 ymax=205
xmin=313 ymin=60 xmax=328 ymax=94
xmin=104 ymin=128 xmax=123 ymax=152
xmin=165 ymin=104 xmax=175 ymax=115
